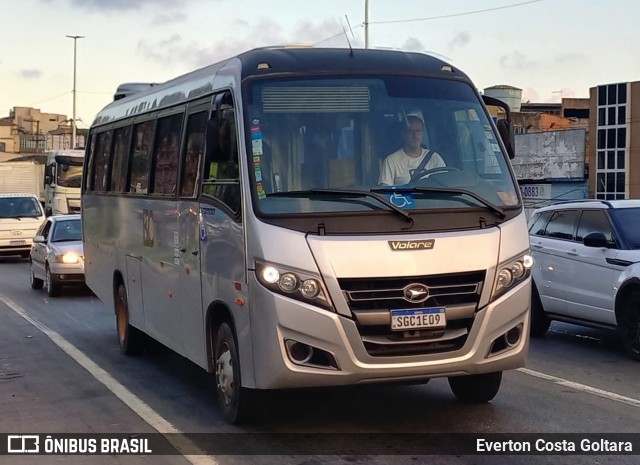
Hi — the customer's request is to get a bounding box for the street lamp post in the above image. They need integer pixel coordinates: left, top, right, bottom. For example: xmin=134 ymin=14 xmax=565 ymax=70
xmin=66 ymin=35 xmax=84 ymax=149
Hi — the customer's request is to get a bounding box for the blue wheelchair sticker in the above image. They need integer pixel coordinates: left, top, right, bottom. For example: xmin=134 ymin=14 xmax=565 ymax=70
xmin=388 ymin=192 xmax=415 ymax=209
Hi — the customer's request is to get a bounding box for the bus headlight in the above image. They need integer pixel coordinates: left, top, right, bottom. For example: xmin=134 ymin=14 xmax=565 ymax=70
xmin=491 ymin=252 xmax=532 ymax=302
xmin=255 ymin=261 xmax=332 ymax=310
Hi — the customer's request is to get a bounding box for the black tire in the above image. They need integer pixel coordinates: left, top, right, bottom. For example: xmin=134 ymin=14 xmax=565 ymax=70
xmin=115 ymin=283 xmax=145 ymax=355
xmin=530 ymin=284 xmax=551 ymax=337
xmin=619 ymin=290 xmax=640 ymax=361
xmin=214 ymin=322 xmax=254 ymax=424
xmin=45 ymin=266 xmax=60 ymax=297
xmin=30 ymin=263 xmax=43 ymax=290
xmin=448 ymin=371 xmax=502 ymax=403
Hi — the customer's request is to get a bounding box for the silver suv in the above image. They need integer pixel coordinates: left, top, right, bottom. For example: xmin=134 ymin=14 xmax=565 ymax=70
xmin=528 ymin=200 xmax=640 ymax=360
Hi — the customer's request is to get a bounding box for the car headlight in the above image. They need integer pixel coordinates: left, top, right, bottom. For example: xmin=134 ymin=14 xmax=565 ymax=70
xmin=56 ymin=252 xmax=80 ymax=264
xmin=491 ymin=252 xmax=533 ymax=302
xmin=255 ymin=261 xmax=332 ymax=310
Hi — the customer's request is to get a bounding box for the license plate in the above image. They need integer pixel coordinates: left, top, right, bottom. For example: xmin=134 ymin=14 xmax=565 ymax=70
xmin=10 ymin=240 xmax=27 ymax=246
xmin=390 ymin=308 xmax=446 ymax=331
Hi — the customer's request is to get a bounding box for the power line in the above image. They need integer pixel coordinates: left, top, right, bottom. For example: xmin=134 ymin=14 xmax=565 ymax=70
xmin=315 ymin=0 xmax=544 ymax=47
xmin=370 ymin=0 xmax=545 ymax=25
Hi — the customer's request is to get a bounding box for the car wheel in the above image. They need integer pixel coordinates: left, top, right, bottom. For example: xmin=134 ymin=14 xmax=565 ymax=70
xmin=619 ymin=290 xmax=640 ymax=361
xmin=214 ymin=322 xmax=254 ymax=424
xmin=45 ymin=266 xmax=60 ymax=297
xmin=448 ymin=371 xmax=502 ymax=403
xmin=115 ymin=283 xmax=145 ymax=355
xmin=530 ymin=284 xmax=551 ymax=337
xmin=29 ymin=262 xmax=44 ymax=290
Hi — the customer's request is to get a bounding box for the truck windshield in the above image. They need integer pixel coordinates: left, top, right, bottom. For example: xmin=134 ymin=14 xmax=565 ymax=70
xmin=245 ymin=76 xmax=519 ymax=216
xmin=57 ymin=164 xmax=83 ymax=188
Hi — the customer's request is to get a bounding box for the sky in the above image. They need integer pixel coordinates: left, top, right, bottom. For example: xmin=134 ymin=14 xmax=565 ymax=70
xmin=2 ymin=0 xmax=640 ymax=129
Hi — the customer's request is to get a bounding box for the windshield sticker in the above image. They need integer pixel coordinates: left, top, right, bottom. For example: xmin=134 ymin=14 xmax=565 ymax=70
xmin=388 ymin=192 xmax=415 ymax=209
xmin=255 ymin=167 xmax=263 ymax=182
xmin=484 ymin=131 xmax=494 ymax=140
xmin=257 ymin=182 xmax=266 ymax=199
xmin=491 ymin=143 xmax=501 ymax=152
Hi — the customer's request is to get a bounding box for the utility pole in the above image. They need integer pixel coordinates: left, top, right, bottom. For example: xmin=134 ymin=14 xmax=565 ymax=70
xmin=364 ymin=0 xmax=369 ymax=49
xmin=66 ymin=35 xmax=84 ymax=149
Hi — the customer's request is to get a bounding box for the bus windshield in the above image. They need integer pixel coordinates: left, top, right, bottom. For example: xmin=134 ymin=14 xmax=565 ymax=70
xmin=246 ymin=76 xmax=519 ymax=216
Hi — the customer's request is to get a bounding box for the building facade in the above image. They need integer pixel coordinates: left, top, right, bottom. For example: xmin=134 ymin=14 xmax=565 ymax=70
xmin=0 ymin=107 xmax=85 ymax=156
xmin=589 ymin=81 xmax=640 ymax=199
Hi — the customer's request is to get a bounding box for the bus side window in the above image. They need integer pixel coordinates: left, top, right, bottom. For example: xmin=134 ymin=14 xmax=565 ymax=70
xmin=111 ymin=126 xmax=132 ymax=193
xmin=93 ymin=131 xmax=113 ymax=192
xmin=180 ymin=111 xmax=207 ymax=198
xmin=129 ymin=120 xmax=154 ymax=194
xmin=84 ymin=134 xmax=96 ymax=192
xmin=202 ymin=93 xmax=241 ymax=213
xmin=152 ymin=113 xmax=183 ymax=196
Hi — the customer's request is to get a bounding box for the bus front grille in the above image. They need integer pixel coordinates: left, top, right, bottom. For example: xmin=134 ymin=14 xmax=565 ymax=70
xmin=337 ymin=271 xmax=485 ymax=357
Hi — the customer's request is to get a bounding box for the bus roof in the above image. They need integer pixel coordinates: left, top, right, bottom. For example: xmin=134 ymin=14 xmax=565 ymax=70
xmin=92 ymin=47 xmax=472 ymax=127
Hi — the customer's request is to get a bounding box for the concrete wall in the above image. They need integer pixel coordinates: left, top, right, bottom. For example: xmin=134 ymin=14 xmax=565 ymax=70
xmin=512 ymin=128 xmax=586 ymax=181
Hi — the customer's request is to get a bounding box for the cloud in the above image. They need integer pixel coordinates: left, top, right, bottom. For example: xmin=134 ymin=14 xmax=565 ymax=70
xmin=68 ymin=0 xmax=195 ymax=11
xmin=153 ymin=11 xmax=188 ymax=26
xmin=137 ymin=17 xmax=355 ymax=69
xmin=448 ymin=31 xmax=470 ymax=50
xmin=20 ymin=69 xmax=43 ymax=79
xmin=402 ymin=37 xmax=425 ymax=52
xmin=500 ymin=51 xmax=536 ymax=70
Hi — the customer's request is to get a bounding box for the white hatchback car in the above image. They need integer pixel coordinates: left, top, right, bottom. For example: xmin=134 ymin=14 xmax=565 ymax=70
xmin=29 ymin=214 xmax=84 ymax=297
xmin=528 ymin=200 xmax=640 ymax=360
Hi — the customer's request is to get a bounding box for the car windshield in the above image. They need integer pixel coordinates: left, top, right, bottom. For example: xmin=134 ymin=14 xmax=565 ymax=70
xmin=245 ymin=76 xmax=520 ymax=216
xmin=0 ymin=197 xmax=42 ymax=218
xmin=52 ymin=219 xmax=82 ymax=242
xmin=611 ymin=208 xmax=640 ymax=248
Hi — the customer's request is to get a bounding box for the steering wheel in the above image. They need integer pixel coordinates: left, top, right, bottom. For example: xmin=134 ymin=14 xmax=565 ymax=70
xmin=410 ymin=166 xmax=461 ymax=183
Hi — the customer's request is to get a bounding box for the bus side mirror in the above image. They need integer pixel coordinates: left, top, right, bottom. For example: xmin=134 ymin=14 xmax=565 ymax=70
xmin=482 ymin=95 xmax=516 ymax=159
xmin=496 ymin=119 xmax=515 ymax=159
xmin=44 ymin=175 xmax=52 ymax=186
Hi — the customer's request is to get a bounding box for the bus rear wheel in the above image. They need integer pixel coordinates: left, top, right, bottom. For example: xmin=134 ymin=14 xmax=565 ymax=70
xmin=214 ymin=322 xmax=254 ymax=424
xmin=115 ymin=283 xmax=145 ymax=355
xmin=448 ymin=371 xmax=502 ymax=403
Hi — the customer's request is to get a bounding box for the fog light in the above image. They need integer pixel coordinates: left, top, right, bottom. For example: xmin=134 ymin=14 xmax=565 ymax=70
xmin=505 ymin=326 xmax=521 ymax=346
xmin=286 ymin=340 xmax=313 ymax=364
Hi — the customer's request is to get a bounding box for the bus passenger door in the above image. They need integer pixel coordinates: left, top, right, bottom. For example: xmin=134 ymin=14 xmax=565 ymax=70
xmin=177 ymin=106 xmax=208 ymax=365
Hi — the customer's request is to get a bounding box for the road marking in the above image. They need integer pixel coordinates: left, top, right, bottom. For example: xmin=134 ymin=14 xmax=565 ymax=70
xmin=0 ymin=293 xmax=219 ymax=465
xmin=517 ymin=367 xmax=640 ymax=409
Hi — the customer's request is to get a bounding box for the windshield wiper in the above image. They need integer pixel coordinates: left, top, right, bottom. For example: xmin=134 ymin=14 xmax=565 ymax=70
xmin=268 ymin=189 xmax=413 ymax=224
xmin=371 ymin=186 xmax=506 ymax=218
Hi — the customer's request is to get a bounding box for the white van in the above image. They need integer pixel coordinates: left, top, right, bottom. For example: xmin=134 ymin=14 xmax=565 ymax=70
xmin=0 ymin=194 xmax=46 ymax=258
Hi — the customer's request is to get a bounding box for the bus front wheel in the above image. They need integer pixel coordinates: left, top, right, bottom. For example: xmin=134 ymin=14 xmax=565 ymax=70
xmin=214 ymin=322 xmax=254 ymax=424
xmin=115 ymin=283 xmax=145 ymax=355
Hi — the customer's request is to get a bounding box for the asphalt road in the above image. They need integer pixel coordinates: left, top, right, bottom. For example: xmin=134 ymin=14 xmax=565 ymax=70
xmin=0 ymin=257 xmax=639 ymax=465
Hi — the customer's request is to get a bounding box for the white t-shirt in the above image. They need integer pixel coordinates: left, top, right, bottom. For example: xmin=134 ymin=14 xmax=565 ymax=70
xmin=378 ymin=148 xmax=446 ymax=186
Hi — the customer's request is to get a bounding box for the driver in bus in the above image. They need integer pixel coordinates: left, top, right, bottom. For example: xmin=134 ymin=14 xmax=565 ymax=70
xmin=378 ymin=114 xmax=446 ymax=186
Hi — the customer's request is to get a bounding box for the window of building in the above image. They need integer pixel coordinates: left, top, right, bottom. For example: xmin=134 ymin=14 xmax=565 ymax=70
xmin=595 ymin=83 xmax=627 ymax=200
